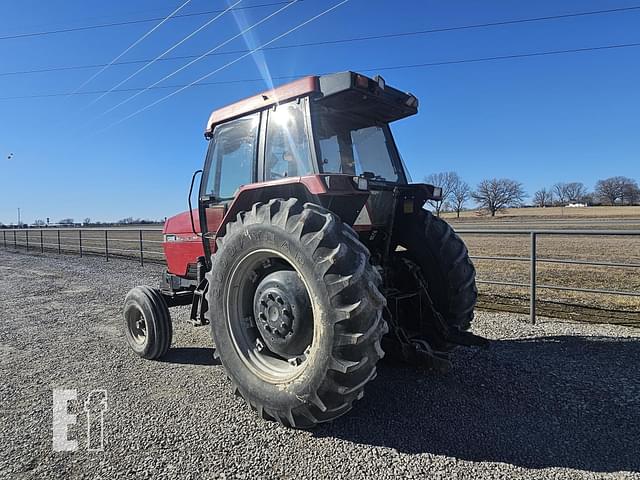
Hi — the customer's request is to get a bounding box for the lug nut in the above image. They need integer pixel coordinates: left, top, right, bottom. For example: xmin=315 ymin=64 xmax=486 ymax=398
xmin=288 ymin=357 xmax=301 ymax=367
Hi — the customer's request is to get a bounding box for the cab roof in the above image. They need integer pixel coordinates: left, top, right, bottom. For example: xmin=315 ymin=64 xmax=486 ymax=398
xmin=204 ymin=72 xmax=419 ymax=138
xmin=204 ymin=76 xmax=319 ymax=138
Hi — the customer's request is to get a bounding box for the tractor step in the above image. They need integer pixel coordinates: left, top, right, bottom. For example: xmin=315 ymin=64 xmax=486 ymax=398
xmin=189 ymin=279 xmax=210 ymax=327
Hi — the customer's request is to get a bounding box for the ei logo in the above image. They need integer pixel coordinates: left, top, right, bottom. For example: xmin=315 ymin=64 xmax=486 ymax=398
xmin=52 ymin=389 xmax=108 ymax=452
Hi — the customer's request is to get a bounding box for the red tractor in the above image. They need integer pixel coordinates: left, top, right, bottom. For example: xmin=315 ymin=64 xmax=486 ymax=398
xmin=123 ymin=71 xmax=484 ymax=428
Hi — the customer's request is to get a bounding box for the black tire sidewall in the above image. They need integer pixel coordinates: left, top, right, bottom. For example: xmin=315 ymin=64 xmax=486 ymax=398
xmin=395 ymin=209 xmax=475 ymax=328
xmin=123 ymin=287 xmax=171 ymax=359
xmin=209 ymin=221 xmax=337 ymax=411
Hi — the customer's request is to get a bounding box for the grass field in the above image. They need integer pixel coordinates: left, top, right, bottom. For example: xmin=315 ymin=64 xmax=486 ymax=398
xmin=442 ymin=205 xmax=640 ymax=220
xmin=459 ymin=232 xmax=639 ymax=325
xmin=2 ymin=208 xmax=639 ymax=326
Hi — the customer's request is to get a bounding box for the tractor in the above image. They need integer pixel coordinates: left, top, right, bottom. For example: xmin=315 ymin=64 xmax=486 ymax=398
xmin=123 ymin=71 xmax=485 ymax=428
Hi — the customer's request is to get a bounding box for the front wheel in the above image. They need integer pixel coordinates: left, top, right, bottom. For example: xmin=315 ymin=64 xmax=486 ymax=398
xmin=123 ymin=286 xmax=172 ymax=359
xmin=206 ymin=198 xmax=387 ymax=428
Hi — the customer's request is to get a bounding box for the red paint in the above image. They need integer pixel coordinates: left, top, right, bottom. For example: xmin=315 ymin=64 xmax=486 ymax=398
xmin=162 ymin=174 xmax=368 ymax=278
xmin=233 ymin=175 xmax=328 ymax=196
xmin=205 ymin=76 xmax=319 ymax=136
xmin=162 ymin=210 xmax=204 ymax=277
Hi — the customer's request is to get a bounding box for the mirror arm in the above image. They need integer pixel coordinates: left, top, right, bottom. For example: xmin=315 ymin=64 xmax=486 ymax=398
xmin=188 ymin=169 xmax=203 ymax=236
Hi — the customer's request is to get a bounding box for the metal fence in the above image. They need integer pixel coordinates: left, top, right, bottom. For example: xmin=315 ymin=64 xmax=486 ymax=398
xmin=0 ymin=227 xmax=164 ymax=266
xmin=2 ymin=226 xmax=639 ymax=324
xmin=456 ymin=229 xmax=640 ymax=323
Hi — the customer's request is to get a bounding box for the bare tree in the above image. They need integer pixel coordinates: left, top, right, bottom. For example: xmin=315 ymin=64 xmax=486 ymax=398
xmin=472 ymin=178 xmax=526 ymax=217
xmin=451 ymin=180 xmax=471 ymax=218
xmin=625 ymin=182 xmax=640 ymax=205
xmin=33 ymin=219 xmax=46 ymax=226
xmin=621 ymin=178 xmax=639 ymax=205
xmin=594 ymin=176 xmax=639 ymax=205
xmin=533 ymin=188 xmax=554 ymax=207
xmin=83 ymin=217 xmax=91 ymax=225
xmin=595 ymin=177 xmax=621 ymax=205
xmin=553 ymin=183 xmax=568 ymax=205
xmin=553 ymin=182 xmax=588 ymax=205
xmin=564 ymin=182 xmax=588 ymax=203
xmin=424 ymin=172 xmax=459 ymax=217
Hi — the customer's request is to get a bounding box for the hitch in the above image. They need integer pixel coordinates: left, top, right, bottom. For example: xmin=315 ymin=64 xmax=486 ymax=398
xmin=382 ymin=258 xmax=489 ymax=371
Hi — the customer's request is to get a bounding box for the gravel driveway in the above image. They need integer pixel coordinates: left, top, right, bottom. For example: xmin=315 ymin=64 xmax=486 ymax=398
xmin=1 ymin=249 xmax=639 ymax=479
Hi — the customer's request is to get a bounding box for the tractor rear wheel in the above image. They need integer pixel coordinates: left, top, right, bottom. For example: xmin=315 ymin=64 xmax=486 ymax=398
xmin=206 ymin=198 xmax=387 ymax=428
xmin=123 ymin=286 xmax=173 ymax=359
xmin=395 ymin=209 xmax=477 ymax=332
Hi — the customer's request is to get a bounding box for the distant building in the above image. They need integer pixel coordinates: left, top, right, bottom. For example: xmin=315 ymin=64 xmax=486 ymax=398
xmin=566 ymin=202 xmax=588 ymax=208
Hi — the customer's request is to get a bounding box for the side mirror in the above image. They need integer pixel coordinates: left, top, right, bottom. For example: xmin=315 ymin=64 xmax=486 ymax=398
xmin=188 ymin=169 xmax=203 ymax=235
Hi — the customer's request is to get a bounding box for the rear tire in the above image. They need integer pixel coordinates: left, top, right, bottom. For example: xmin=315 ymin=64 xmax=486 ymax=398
xmin=206 ymin=198 xmax=387 ymax=428
xmin=395 ymin=210 xmax=477 ymax=331
xmin=123 ymin=286 xmax=172 ymax=359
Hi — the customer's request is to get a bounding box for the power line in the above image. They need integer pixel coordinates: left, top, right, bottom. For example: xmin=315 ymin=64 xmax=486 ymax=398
xmin=2 ymin=40 xmax=638 ymax=102
xmin=0 ymin=1 xmax=296 ymax=41
xmin=1 ymin=4 xmax=639 ymax=77
xmin=100 ymin=0 xmax=301 ymax=116
xmin=87 ymin=0 xmax=241 ymax=107
xmin=101 ymin=0 xmax=352 ymax=132
xmin=72 ymin=0 xmax=193 ymax=94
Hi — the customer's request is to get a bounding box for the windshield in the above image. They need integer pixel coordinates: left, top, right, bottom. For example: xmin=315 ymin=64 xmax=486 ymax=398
xmin=312 ymin=106 xmax=402 ymax=182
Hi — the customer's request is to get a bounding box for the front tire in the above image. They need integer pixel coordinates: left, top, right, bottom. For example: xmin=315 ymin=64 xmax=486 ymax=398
xmin=206 ymin=198 xmax=387 ymax=428
xmin=123 ymin=286 xmax=172 ymax=359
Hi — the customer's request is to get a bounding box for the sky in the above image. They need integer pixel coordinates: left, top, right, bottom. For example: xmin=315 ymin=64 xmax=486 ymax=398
xmin=0 ymin=0 xmax=639 ymax=224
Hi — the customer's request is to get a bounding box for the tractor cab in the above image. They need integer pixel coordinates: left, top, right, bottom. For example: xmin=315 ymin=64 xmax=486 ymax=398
xmin=194 ymin=72 xmax=438 ymax=265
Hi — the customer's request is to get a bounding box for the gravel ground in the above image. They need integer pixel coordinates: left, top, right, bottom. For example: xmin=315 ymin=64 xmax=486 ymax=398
xmin=1 ymin=249 xmax=639 ymax=479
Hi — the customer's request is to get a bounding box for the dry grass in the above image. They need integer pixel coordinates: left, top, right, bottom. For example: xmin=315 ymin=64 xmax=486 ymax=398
xmin=442 ymin=205 xmax=640 ymax=220
xmin=460 ymin=232 xmax=640 ymax=326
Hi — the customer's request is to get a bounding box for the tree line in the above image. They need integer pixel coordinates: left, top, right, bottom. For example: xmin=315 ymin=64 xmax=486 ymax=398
xmin=424 ymin=173 xmax=640 ymax=217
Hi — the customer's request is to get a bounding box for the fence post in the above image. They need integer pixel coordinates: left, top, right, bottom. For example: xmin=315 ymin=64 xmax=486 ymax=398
xmin=26 ymin=230 xmax=29 ymax=251
xmin=40 ymin=230 xmax=44 ymax=253
xmin=139 ymin=230 xmax=144 ymax=266
xmin=57 ymin=230 xmax=61 ymax=254
xmin=79 ymin=230 xmax=83 ymax=258
xmin=3 ymin=230 xmax=6 ymax=248
xmin=105 ymin=230 xmax=109 ymax=262
xmin=530 ymin=232 xmax=537 ymax=325
xmin=14 ymin=231 xmax=17 ymax=249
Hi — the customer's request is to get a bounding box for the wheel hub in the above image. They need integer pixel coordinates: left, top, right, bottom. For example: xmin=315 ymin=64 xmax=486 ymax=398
xmin=253 ymin=270 xmax=312 ymax=358
xmin=128 ymin=311 xmax=147 ymax=344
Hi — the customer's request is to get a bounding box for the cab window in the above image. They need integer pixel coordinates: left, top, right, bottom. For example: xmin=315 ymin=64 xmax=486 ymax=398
xmin=264 ymin=100 xmax=313 ymax=180
xmin=205 ymin=113 xmax=259 ymax=200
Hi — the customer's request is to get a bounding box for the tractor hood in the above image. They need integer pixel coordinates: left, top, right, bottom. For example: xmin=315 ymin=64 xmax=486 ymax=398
xmin=162 ymin=210 xmax=204 ymax=278
xmin=163 ymin=209 xmax=201 ymax=236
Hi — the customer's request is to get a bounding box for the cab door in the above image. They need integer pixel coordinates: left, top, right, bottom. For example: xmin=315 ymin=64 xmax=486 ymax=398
xmin=199 ymin=112 xmax=261 ymax=258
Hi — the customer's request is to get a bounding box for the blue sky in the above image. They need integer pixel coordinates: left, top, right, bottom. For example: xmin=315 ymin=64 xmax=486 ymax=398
xmin=1 ymin=0 xmax=638 ymax=224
